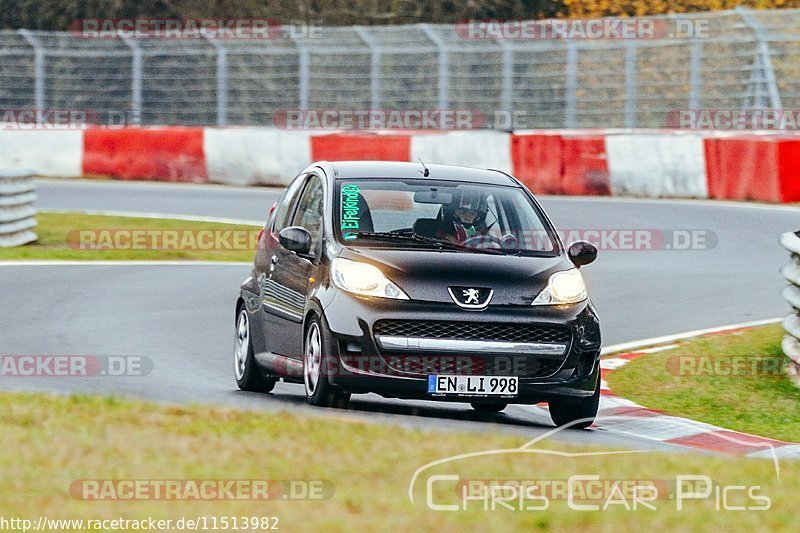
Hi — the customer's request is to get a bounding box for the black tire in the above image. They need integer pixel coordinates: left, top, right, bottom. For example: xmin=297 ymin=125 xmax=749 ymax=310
xmin=548 ymin=375 xmax=600 ymax=429
xmin=470 ymin=402 xmax=507 ymax=413
xmin=303 ymin=315 xmax=350 ymax=408
xmin=234 ymin=306 xmax=277 ymax=393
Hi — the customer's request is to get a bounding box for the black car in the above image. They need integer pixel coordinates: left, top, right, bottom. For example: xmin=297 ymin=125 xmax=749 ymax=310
xmin=235 ymin=161 xmax=602 ymax=428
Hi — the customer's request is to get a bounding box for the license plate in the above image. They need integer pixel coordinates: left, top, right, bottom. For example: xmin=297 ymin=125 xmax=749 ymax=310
xmin=427 ymin=375 xmax=518 ymax=396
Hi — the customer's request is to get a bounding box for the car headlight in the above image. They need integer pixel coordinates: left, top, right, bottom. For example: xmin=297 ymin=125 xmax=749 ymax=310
xmin=532 ymin=269 xmax=587 ymax=305
xmin=331 ymin=258 xmax=409 ymax=300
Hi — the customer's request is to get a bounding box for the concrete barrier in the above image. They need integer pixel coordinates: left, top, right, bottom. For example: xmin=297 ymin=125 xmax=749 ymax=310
xmin=84 ymin=127 xmax=207 ymax=183
xmin=1 ymin=128 xmax=800 ymax=203
xmin=0 ymin=169 xmax=37 ymax=247
xmin=0 ymin=130 xmax=83 ymax=177
xmin=204 ymin=128 xmax=311 ymax=186
xmin=605 ymin=133 xmax=708 ymax=198
xmin=780 ymin=230 xmax=800 ymax=386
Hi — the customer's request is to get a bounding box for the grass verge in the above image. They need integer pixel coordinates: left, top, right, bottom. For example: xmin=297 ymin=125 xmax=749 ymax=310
xmin=607 ymin=324 xmax=800 ymax=442
xmin=1 ymin=392 xmax=798 ymax=531
xmin=0 ymin=212 xmax=258 ymax=262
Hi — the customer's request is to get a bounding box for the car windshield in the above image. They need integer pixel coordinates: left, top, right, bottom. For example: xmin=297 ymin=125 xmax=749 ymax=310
xmin=334 ymin=179 xmax=558 ymax=255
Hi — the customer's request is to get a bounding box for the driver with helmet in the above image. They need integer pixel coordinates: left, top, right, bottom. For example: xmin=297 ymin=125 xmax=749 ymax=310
xmin=439 ymin=189 xmax=490 ymax=243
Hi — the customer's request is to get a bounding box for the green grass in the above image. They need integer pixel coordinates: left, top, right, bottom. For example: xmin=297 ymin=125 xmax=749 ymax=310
xmin=1 ymin=392 xmax=799 ymax=532
xmin=608 ymin=324 xmax=800 ymax=442
xmin=0 ymin=212 xmax=259 ymax=262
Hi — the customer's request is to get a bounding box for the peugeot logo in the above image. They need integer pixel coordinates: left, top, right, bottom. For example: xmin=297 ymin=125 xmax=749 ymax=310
xmin=462 ymin=288 xmax=481 ymax=305
xmin=448 ymin=286 xmax=493 ymax=310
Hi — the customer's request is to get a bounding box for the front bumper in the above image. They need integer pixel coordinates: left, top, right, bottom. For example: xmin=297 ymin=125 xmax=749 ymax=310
xmin=321 ymin=290 xmax=601 ymax=404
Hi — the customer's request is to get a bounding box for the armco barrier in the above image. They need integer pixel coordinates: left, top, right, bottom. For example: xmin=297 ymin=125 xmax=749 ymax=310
xmin=781 ymin=231 xmax=800 ymax=386
xmin=0 ymin=169 xmax=37 ymax=247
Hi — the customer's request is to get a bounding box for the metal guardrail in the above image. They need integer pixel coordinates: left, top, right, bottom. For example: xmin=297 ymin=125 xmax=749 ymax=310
xmin=0 ymin=170 xmax=37 ymax=247
xmin=1 ymin=7 xmax=800 ymax=128
xmin=780 ymin=230 xmax=800 ymax=386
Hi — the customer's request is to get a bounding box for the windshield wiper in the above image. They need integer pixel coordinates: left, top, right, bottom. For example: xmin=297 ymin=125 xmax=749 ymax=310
xmin=346 ymin=231 xmax=505 ymax=254
xmin=345 ymin=231 xmax=447 ymax=247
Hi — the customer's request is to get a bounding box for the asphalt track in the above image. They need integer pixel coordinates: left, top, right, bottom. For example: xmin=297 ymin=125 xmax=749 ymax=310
xmin=1 ymin=178 xmax=798 ymax=450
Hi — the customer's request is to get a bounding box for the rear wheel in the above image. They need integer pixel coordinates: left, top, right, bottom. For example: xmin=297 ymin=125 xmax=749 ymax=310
xmin=304 ymin=316 xmax=350 ymax=408
xmin=548 ymin=376 xmax=600 ymax=429
xmin=470 ymin=402 xmax=507 ymax=413
xmin=234 ymin=306 xmax=276 ymax=393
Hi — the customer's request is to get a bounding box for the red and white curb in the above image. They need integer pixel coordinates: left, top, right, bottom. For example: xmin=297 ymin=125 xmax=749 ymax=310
xmin=596 ymin=346 xmax=800 ymax=459
xmin=524 ymin=322 xmax=800 ymax=459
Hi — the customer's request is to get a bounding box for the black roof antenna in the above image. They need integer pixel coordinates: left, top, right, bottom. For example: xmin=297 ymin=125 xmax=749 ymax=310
xmin=418 ymin=157 xmax=430 ymax=177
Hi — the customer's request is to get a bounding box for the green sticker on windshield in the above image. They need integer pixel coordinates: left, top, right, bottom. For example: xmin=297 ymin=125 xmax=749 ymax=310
xmin=341 ymin=184 xmax=361 ymax=237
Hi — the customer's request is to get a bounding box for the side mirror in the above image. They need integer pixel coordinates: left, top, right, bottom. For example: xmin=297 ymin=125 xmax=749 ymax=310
xmin=279 ymin=226 xmax=312 ymax=255
xmin=567 ymin=241 xmax=597 ymax=267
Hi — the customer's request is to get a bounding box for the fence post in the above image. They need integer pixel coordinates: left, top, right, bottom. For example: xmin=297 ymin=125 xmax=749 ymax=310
xmin=624 ymin=40 xmax=638 ymax=128
xmin=564 ymin=42 xmax=578 ymax=129
xmin=289 ymin=36 xmax=310 ymax=111
xmin=419 ymin=24 xmax=449 ymax=110
xmin=738 ymin=7 xmax=783 ymax=113
xmin=497 ymin=40 xmax=514 ymax=121
xmin=204 ymin=36 xmax=228 ymax=126
xmin=689 ymin=39 xmax=702 ymax=110
xmin=121 ymin=36 xmax=143 ymax=125
xmin=355 ymin=27 xmax=381 ymax=110
xmin=18 ymin=30 xmax=45 ymax=118
xmin=780 ymin=231 xmax=800 ymax=386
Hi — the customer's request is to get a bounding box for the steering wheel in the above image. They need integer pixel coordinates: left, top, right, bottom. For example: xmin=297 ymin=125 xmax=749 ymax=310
xmin=462 ymin=234 xmax=502 ymax=248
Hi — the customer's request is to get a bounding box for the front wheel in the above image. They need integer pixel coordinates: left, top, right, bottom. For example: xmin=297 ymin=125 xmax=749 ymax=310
xmin=234 ymin=307 xmax=276 ymax=393
xmin=548 ymin=376 xmax=600 ymax=429
xmin=304 ymin=316 xmax=350 ymax=408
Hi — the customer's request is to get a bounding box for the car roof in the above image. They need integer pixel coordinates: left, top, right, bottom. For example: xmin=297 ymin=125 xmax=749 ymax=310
xmin=325 ymin=161 xmax=519 ymax=187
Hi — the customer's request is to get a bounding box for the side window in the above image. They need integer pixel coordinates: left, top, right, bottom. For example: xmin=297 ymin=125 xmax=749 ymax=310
xmin=272 ymin=174 xmax=307 ymax=233
xmin=291 ymin=175 xmax=325 ymax=254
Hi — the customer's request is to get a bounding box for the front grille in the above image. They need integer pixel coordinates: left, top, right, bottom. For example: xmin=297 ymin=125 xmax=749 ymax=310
xmin=381 ymin=354 xmax=566 ymax=378
xmin=373 ymin=320 xmax=572 ymax=379
xmin=373 ymin=320 xmax=571 ymax=344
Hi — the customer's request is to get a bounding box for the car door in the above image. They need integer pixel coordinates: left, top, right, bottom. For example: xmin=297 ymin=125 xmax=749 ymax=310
xmin=263 ymin=173 xmax=325 ymax=359
xmin=252 ymin=173 xmax=307 ymax=356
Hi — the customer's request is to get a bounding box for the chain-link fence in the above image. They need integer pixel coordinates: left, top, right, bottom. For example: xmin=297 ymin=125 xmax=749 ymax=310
xmin=1 ymin=7 xmax=799 ymax=128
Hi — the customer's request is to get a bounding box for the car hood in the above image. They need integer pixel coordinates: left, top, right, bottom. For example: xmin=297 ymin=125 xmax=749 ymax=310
xmin=339 ymin=247 xmax=573 ymax=305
